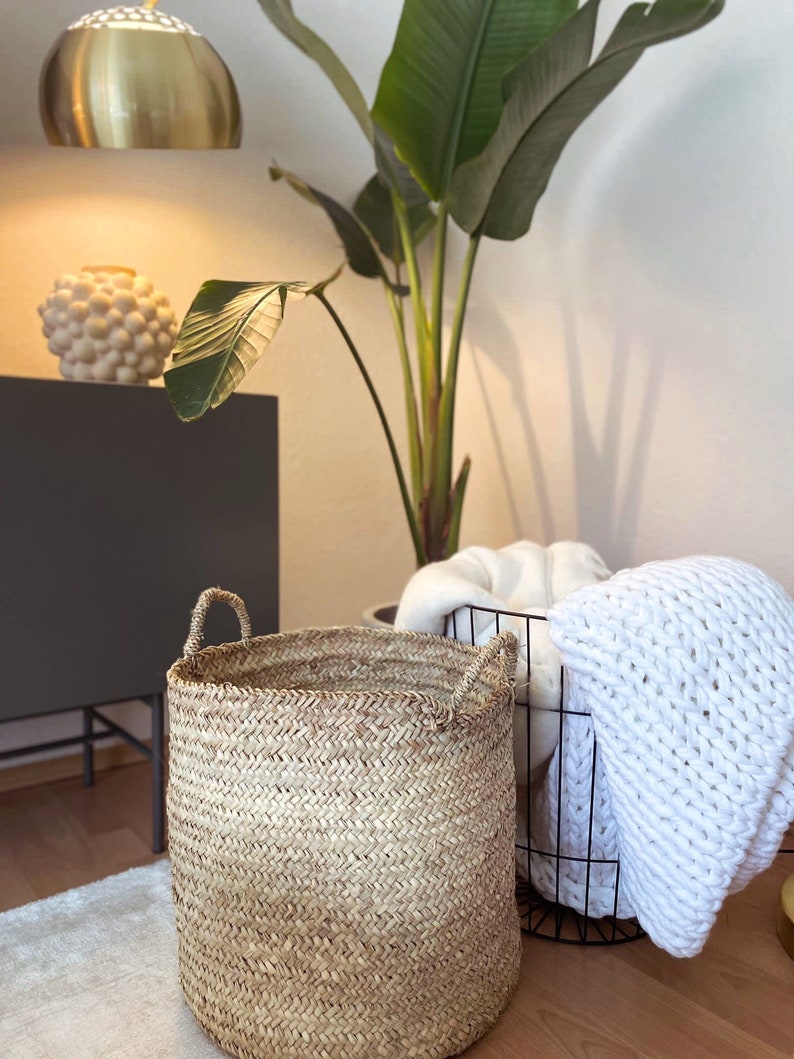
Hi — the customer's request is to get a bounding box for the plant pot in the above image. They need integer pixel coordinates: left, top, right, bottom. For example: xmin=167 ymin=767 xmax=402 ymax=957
xmin=361 ymin=601 xmax=398 ymax=629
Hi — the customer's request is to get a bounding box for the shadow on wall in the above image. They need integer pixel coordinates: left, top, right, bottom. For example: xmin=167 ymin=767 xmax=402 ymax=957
xmin=584 ymin=57 xmax=791 ymax=326
xmin=563 ymin=53 xmax=784 ymax=564
xmin=465 ymin=302 xmax=558 ymax=547
xmin=560 ymin=305 xmax=665 ymax=568
xmin=462 ymin=47 xmax=772 ymax=567
xmin=466 ymin=286 xmax=664 ymax=571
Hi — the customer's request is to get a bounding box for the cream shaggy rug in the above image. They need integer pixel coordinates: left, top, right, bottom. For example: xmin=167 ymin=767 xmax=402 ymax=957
xmin=0 ymin=861 xmax=225 ymax=1059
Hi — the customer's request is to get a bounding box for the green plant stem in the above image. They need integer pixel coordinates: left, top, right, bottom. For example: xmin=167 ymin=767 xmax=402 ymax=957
xmin=387 ymin=234 xmax=422 ymax=508
xmin=391 ymin=194 xmax=427 ymax=350
xmin=430 ymin=203 xmax=448 ymax=384
xmin=384 ymin=283 xmax=422 ymax=508
xmin=423 ymin=203 xmax=451 ymax=553
xmin=314 ymin=289 xmax=427 ymax=566
xmin=391 ymin=191 xmax=436 ymax=478
xmin=430 ymin=233 xmax=482 ymax=534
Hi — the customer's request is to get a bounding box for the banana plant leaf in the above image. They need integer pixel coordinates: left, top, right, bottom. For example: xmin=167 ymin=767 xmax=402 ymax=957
xmin=447 ymin=0 xmax=725 ymax=240
xmin=372 ymin=0 xmax=578 ymax=201
xmin=373 ymin=127 xmax=432 ymax=210
xmin=254 ymin=0 xmax=429 ymax=210
xmin=165 ymin=274 xmax=338 ymax=422
xmin=255 ymin=0 xmax=373 ymax=144
xmin=353 ymin=175 xmax=437 ymax=264
xmin=269 ymin=165 xmax=408 ymax=292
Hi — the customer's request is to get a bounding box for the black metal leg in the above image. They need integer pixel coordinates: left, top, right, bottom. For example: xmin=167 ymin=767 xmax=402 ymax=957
xmin=82 ymin=707 xmax=94 ymax=787
xmin=150 ymin=692 xmax=166 ymax=854
xmin=3 ymin=696 xmax=168 ymax=853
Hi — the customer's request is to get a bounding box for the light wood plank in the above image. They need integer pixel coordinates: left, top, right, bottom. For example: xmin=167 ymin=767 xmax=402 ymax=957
xmin=0 ymin=764 xmax=163 ymax=905
xmin=615 ymin=862 xmax=794 ymax=1053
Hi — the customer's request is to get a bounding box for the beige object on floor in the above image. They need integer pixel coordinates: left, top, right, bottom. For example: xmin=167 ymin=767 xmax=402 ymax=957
xmin=167 ymin=588 xmax=521 ymax=1059
xmin=0 ymin=862 xmax=225 ymax=1059
xmin=779 ymin=874 xmax=794 ymax=959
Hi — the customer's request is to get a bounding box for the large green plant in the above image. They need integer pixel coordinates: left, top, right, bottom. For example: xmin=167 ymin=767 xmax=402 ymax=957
xmin=165 ymin=0 xmax=724 ymax=566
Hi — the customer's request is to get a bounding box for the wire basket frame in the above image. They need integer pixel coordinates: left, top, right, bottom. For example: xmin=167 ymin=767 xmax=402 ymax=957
xmin=445 ymin=604 xmax=645 ymax=945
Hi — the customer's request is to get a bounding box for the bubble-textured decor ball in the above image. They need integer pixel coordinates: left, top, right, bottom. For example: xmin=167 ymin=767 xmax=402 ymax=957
xmin=38 ymin=266 xmax=179 ymax=384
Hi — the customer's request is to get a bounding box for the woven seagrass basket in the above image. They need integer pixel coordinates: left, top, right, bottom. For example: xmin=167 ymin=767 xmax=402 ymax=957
xmin=167 ymin=588 xmax=521 ymax=1059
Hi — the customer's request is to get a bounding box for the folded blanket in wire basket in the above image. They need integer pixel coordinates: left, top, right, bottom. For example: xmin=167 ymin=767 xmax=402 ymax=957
xmin=548 ymin=555 xmax=794 ymax=957
xmin=527 ymin=710 xmax=635 ymax=921
xmin=396 ymin=540 xmax=612 ymax=891
xmin=395 ymin=540 xmax=611 ymax=780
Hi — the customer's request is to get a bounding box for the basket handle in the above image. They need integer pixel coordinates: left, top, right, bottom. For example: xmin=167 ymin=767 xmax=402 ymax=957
xmin=183 ymin=587 xmax=252 ymax=658
xmin=446 ymin=631 xmax=518 ymax=720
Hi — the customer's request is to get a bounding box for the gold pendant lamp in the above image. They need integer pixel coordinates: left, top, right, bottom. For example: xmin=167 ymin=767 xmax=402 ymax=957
xmin=40 ymin=1 xmax=241 ymax=149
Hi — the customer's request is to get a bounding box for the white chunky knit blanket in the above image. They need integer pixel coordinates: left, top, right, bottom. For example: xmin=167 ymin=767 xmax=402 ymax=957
xmin=548 ymin=556 xmax=794 ymax=958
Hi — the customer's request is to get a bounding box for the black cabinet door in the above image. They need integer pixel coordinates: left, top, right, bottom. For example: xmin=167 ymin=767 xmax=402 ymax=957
xmin=0 ymin=376 xmax=278 ymax=720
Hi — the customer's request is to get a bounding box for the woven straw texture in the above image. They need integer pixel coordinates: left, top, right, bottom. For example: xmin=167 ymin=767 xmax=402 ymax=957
xmin=167 ymin=589 xmax=521 ymax=1059
xmin=548 ymin=556 xmax=794 ymax=957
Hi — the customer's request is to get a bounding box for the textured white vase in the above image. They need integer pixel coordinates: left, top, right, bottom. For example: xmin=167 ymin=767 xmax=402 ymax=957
xmin=38 ymin=266 xmax=178 ymax=384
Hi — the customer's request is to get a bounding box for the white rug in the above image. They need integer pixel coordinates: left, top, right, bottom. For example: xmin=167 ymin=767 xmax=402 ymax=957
xmin=0 ymin=861 xmax=226 ymax=1059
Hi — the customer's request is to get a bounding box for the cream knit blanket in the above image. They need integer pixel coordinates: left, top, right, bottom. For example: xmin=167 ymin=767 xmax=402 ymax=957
xmin=396 ymin=540 xmax=611 ymax=780
xmin=548 ymin=556 xmax=794 ymax=957
xmin=395 ymin=540 xmax=611 ymax=890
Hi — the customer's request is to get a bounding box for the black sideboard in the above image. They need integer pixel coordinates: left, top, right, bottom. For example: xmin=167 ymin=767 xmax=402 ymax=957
xmin=0 ymin=376 xmax=279 ymax=850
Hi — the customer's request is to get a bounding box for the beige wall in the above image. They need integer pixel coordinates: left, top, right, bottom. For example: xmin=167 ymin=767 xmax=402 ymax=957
xmin=0 ymin=0 xmax=792 ymax=755
xmin=0 ymin=146 xmax=417 ymax=630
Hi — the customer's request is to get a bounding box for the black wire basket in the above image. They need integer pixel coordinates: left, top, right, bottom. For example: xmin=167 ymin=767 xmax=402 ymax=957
xmin=445 ymin=604 xmax=645 ymax=945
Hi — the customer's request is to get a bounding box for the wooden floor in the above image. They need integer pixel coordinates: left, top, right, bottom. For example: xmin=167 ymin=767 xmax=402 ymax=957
xmin=1 ymin=763 xmax=792 ymax=1058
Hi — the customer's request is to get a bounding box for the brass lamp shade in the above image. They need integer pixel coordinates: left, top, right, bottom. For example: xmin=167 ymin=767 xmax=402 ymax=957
xmin=40 ymin=6 xmax=241 ymax=149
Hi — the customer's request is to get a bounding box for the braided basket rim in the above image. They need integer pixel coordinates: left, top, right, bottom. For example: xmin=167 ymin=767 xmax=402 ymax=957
xmin=167 ymin=623 xmax=508 ymax=706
